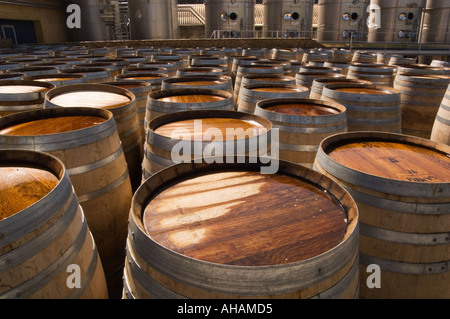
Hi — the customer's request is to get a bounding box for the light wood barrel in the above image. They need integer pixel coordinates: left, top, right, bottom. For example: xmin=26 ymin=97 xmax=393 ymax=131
xmin=161 ymin=75 xmax=233 ymax=93
xmin=124 ymin=157 xmax=359 ymax=299
xmin=122 ymin=66 xmax=169 ymax=76
xmin=299 ymin=65 xmax=342 ymax=74
xmin=0 ymin=148 xmax=109 ymax=299
xmin=234 ymin=65 xmax=284 ymax=105
xmin=103 ymin=80 xmax=152 ymax=148
xmin=145 ymin=88 xmax=235 ymax=126
xmin=324 ymin=62 xmax=351 ymax=75
xmin=396 ymin=64 xmax=445 ymax=76
xmin=237 ymin=83 xmax=310 ymax=114
xmin=23 ymin=73 xmax=87 ymax=87
xmin=230 ymin=57 xmax=260 ymax=78
xmin=240 ymin=74 xmax=296 ymax=88
xmin=352 ymin=51 xmax=377 ymax=63
xmin=310 ymin=78 xmax=372 ymax=99
xmin=0 ymin=107 xmax=132 ymax=298
xmin=302 ymin=52 xmax=329 ymax=64
xmin=0 ymin=73 xmax=25 ymax=80
xmin=347 ymin=64 xmax=395 ymax=87
xmin=176 ymin=66 xmax=224 ymax=77
xmin=431 ymin=84 xmax=450 ymax=145
xmin=138 ymin=61 xmax=177 ymax=76
xmin=142 ymin=110 xmax=272 ymax=178
xmin=255 ymin=98 xmax=347 ymax=168
xmin=313 ymin=131 xmax=450 ymax=299
xmin=393 ymin=74 xmax=450 ymax=139
xmin=321 ymin=83 xmax=402 ymax=133
xmin=0 ymin=80 xmax=55 ymax=117
xmin=115 ymin=73 xmax=169 ymax=92
xmin=331 ymin=49 xmax=353 ymax=63
xmin=61 ymin=67 xmax=113 ymax=84
xmin=295 ymin=72 xmax=346 ymax=90
xmin=44 ymin=83 xmax=143 ymax=193
xmin=271 ymin=48 xmax=304 ymax=61
xmin=7 ymin=66 xmax=59 ymax=77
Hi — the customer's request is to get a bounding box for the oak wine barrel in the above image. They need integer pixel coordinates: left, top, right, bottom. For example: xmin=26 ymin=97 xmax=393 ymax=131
xmin=123 ymin=158 xmax=359 ymax=299
xmin=321 ymin=83 xmax=402 ymax=133
xmin=255 ymin=98 xmax=347 ymax=168
xmin=0 ymin=149 xmax=108 ymax=299
xmin=44 ymin=83 xmax=143 ymax=192
xmin=313 ymin=131 xmax=450 ymax=299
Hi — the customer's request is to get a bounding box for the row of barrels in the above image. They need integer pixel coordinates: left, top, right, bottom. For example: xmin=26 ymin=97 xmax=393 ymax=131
xmin=0 ymin=45 xmax=449 ymax=299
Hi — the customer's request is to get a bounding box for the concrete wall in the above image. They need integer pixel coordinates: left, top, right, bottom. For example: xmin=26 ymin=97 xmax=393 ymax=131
xmin=0 ymin=0 xmax=69 ymax=43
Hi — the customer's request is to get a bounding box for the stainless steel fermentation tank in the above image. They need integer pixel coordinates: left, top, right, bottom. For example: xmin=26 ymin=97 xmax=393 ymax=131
xmin=262 ymin=0 xmax=314 ymax=38
xmin=367 ymin=0 xmax=426 ymax=43
xmin=128 ymin=0 xmax=179 ymax=40
xmin=69 ymin=0 xmax=108 ymax=41
xmin=420 ymin=0 xmax=450 ymax=43
xmin=205 ymin=0 xmax=256 ymax=38
xmin=317 ymin=0 xmax=370 ymax=42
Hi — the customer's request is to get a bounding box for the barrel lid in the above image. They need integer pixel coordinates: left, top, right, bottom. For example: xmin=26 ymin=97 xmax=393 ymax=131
xmin=326 ymin=137 xmax=450 ymax=183
xmin=0 ymin=165 xmax=59 ymax=221
xmin=258 ymin=98 xmax=345 ymax=116
xmin=316 ymin=132 xmax=450 ymax=197
xmin=154 ymin=117 xmax=268 ymax=141
xmin=141 ymin=162 xmax=350 ymax=266
xmin=45 ymin=84 xmax=134 ymax=110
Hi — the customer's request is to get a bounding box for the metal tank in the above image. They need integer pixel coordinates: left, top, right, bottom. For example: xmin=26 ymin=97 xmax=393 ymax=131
xmin=420 ymin=0 xmax=450 ymax=43
xmin=367 ymin=0 xmax=426 ymax=43
xmin=128 ymin=0 xmax=179 ymax=40
xmin=205 ymin=0 xmax=256 ymax=38
xmin=69 ymin=0 xmax=108 ymax=41
xmin=317 ymin=0 xmax=371 ymax=42
xmin=262 ymin=0 xmax=314 ymax=38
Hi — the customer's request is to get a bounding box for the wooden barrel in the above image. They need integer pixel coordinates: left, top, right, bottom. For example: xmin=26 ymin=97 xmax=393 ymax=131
xmin=138 ymin=61 xmax=177 ymax=76
xmin=115 ymin=73 xmax=169 ymax=92
xmin=331 ymin=49 xmax=353 ymax=63
xmin=44 ymin=84 xmax=143 ymax=193
xmin=313 ymin=131 xmax=450 ymax=299
xmin=123 ymin=157 xmax=359 ymax=299
xmin=103 ymin=80 xmax=152 ymax=146
xmin=0 ymin=73 xmax=25 ymax=80
xmin=389 ymin=56 xmax=416 ymax=66
xmin=242 ymin=47 xmax=269 ymax=58
xmin=251 ymin=59 xmax=293 ymax=75
xmin=0 ymin=80 xmax=55 ymax=117
xmin=324 ymin=62 xmax=351 ymax=75
xmin=142 ymin=110 xmax=272 ymax=178
xmin=295 ymin=72 xmax=346 ymax=90
xmin=237 ymin=83 xmax=310 ymax=114
xmin=176 ymin=66 xmax=224 ymax=77
xmin=61 ymin=67 xmax=113 ymax=84
xmin=240 ymin=74 xmax=296 ymax=88
xmin=122 ymin=66 xmax=168 ymax=76
xmin=271 ymin=48 xmax=304 ymax=61
xmin=76 ymin=62 xmax=121 ymax=78
xmin=310 ymin=78 xmax=372 ymax=99
xmin=347 ymin=64 xmax=395 ymax=87
xmin=92 ymin=58 xmax=130 ymax=75
xmin=23 ymin=73 xmax=87 ymax=87
xmin=33 ymin=61 xmax=71 ymax=71
xmin=145 ymin=88 xmax=235 ymax=126
xmin=6 ymin=66 xmax=59 ymax=77
xmin=0 ymin=149 xmax=109 ymax=299
xmin=161 ymin=75 xmax=233 ymax=93
xmin=393 ymin=74 xmax=450 ymax=139
xmin=396 ymin=64 xmax=445 ymax=76
xmin=255 ymin=98 xmax=347 ymax=168
xmin=0 ymin=107 xmax=132 ymax=298
xmin=352 ymin=51 xmax=377 ymax=63
xmin=321 ymin=83 xmax=401 ymax=133
xmin=234 ymin=65 xmax=284 ymax=105
xmin=230 ymin=56 xmax=260 ymax=78
xmin=431 ymin=84 xmax=450 ymax=145
xmin=431 ymin=60 xmax=450 ymax=68
xmin=302 ymin=52 xmax=329 ymax=64
xmin=299 ymin=65 xmax=342 ymax=74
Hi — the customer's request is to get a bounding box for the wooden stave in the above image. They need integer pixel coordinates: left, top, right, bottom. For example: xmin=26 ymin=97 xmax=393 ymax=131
xmin=0 ymin=149 xmax=108 ymax=299
xmin=313 ymin=131 xmax=450 ymax=299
